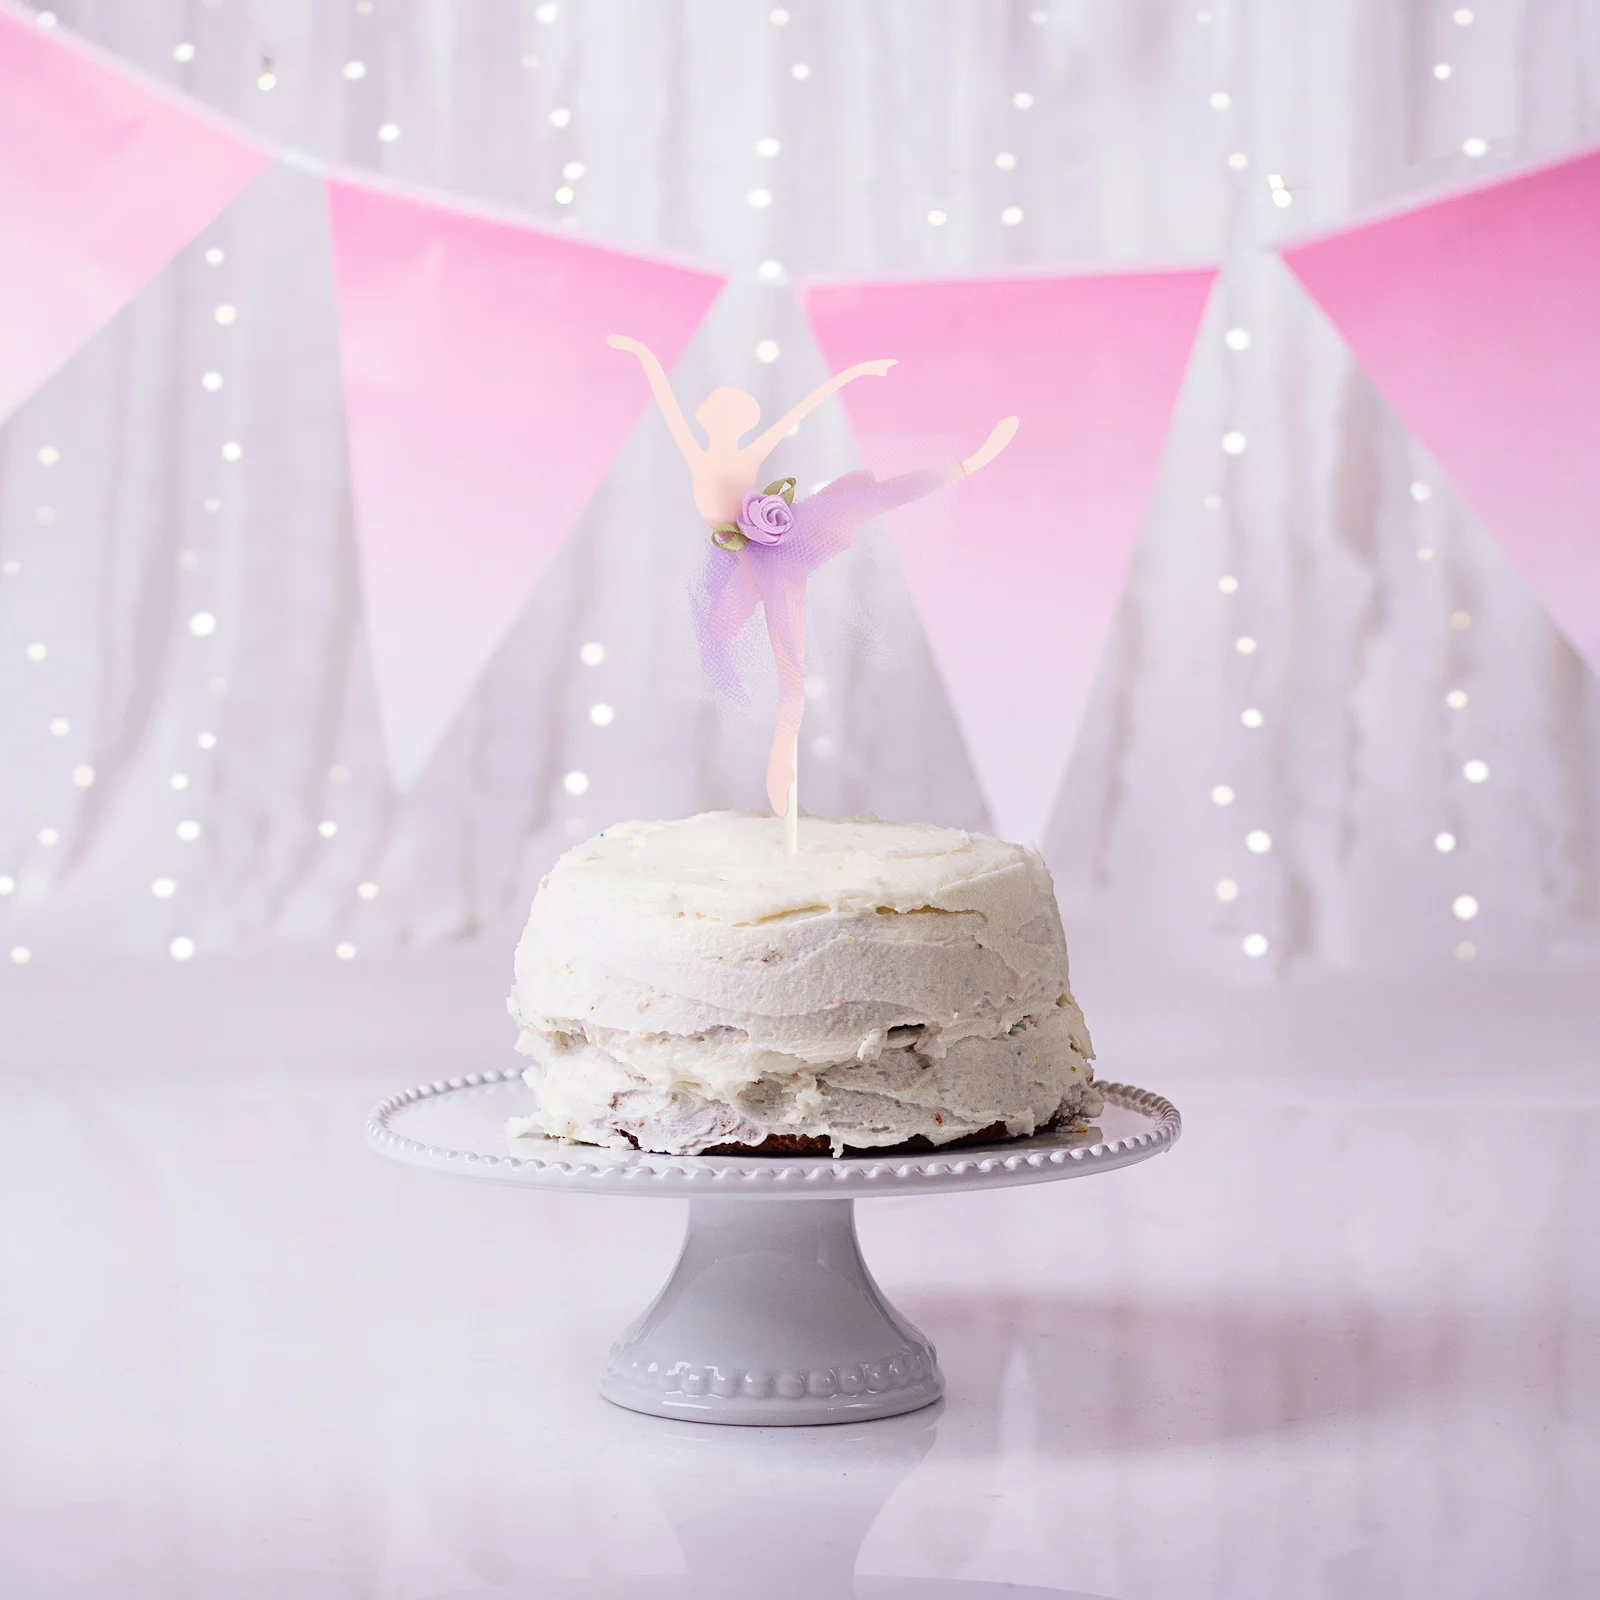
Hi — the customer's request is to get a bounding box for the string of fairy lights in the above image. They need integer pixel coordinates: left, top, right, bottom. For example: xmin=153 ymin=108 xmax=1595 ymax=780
xmin=1200 ymin=1 xmax=1495 ymax=967
xmin=2 ymin=1 xmax=1505 ymax=971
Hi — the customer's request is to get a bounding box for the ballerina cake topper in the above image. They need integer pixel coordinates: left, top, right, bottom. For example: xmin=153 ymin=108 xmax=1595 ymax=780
xmin=608 ymin=333 xmax=1018 ymax=846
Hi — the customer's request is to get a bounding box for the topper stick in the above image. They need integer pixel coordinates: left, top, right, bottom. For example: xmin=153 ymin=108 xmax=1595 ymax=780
xmin=785 ymin=736 xmax=799 ymax=856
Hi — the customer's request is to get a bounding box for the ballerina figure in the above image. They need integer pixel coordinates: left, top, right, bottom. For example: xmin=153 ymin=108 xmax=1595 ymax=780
xmin=609 ymin=333 xmax=1018 ymax=821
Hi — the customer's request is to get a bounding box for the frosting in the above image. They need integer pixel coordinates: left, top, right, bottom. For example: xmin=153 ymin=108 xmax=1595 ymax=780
xmin=506 ymin=811 xmax=1099 ymax=1154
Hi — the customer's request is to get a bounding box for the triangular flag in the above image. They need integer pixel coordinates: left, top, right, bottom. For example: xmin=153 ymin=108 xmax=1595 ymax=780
xmin=1283 ymin=146 xmax=1600 ymax=674
xmin=0 ymin=10 xmax=272 ymax=422
xmin=800 ymin=268 xmax=1215 ymax=844
xmin=326 ymin=179 xmax=725 ymax=786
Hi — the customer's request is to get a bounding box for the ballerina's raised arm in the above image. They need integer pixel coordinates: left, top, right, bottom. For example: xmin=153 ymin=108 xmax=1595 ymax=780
xmin=605 ymin=334 xmax=703 ymax=465
xmin=743 ymin=357 xmax=898 ymax=462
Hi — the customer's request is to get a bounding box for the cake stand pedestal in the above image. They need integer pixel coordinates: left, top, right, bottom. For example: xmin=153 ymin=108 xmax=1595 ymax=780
xmin=366 ymin=1073 xmax=1180 ymax=1427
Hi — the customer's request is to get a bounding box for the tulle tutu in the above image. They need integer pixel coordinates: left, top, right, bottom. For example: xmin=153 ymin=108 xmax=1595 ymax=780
xmin=690 ymin=463 xmax=961 ymax=811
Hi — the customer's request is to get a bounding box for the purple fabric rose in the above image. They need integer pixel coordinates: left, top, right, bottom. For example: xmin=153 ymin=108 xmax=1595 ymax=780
xmin=736 ymin=489 xmax=794 ymax=545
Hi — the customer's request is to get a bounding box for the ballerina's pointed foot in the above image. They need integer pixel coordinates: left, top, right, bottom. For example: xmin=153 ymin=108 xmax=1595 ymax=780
xmin=961 ymin=415 xmax=1020 ymax=475
xmin=766 ymin=760 xmax=792 ymax=818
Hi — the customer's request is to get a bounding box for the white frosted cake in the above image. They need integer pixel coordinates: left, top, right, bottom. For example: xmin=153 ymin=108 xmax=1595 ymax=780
xmin=506 ymin=811 xmax=1100 ymax=1156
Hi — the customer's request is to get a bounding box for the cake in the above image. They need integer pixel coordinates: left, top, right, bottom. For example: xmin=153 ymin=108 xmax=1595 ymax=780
xmin=506 ymin=810 xmax=1100 ymax=1156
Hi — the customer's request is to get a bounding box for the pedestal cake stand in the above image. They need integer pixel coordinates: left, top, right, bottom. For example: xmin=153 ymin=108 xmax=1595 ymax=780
xmin=366 ymin=1070 xmax=1180 ymax=1427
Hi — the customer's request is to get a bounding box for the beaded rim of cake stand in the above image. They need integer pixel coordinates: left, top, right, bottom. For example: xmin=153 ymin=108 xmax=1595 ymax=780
xmin=365 ymin=1072 xmax=1181 ymax=1191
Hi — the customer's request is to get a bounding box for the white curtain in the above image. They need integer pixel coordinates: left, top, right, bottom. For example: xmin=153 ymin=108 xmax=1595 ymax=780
xmin=1 ymin=0 xmax=1597 ymax=977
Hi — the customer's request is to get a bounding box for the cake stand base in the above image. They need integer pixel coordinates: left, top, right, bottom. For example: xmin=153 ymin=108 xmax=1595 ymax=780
xmin=367 ymin=1074 xmax=1180 ymax=1429
xmin=599 ymin=1198 xmax=942 ymax=1426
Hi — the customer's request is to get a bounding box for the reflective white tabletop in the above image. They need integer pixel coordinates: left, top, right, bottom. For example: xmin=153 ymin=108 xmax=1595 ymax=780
xmin=2 ymin=950 xmax=1597 ymax=1598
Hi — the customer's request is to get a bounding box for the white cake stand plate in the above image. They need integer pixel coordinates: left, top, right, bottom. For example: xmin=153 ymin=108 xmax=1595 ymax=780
xmin=367 ymin=1072 xmax=1180 ymax=1427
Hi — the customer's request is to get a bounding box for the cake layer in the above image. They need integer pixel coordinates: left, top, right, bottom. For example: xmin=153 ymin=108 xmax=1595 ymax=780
xmin=507 ymin=811 xmax=1099 ymax=1155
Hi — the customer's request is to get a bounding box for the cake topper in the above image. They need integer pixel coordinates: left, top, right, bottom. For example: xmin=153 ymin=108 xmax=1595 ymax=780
xmin=609 ymin=333 xmax=1018 ymax=849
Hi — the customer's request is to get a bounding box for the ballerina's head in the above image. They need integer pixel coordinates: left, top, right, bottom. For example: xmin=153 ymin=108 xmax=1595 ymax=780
xmin=693 ymin=386 xmax=762 ymax=448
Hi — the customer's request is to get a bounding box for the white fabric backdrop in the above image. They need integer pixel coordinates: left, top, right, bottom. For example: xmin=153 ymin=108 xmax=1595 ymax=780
xmin=1 ymin=0 xmax=1598 ymax=979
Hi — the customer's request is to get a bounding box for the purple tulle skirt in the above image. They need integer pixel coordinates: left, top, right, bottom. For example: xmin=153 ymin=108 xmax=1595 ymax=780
xmin=690 ymin=463 xmax=961 ymax=812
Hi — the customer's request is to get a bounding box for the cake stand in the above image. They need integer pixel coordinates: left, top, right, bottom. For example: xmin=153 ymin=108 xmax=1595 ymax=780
xmin=366 ymin=1070 xmax=1180 ymax=1427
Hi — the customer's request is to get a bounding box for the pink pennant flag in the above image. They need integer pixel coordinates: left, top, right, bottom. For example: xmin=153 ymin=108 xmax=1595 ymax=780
xmin=800 ymin=268 xmax=1215 ymax=844
xmin=1283 ymin=146 xmax=1600 ymax=675
xmin=0 ymin=9 xmax=272 ymax=422
xmin=326 ymin=181 xmax=726 ymax=786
